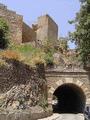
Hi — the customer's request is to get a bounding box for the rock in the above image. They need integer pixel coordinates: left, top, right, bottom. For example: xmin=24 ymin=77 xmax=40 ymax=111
xmin=0 ymin=82 xmax=47 ymax=111
xmin=53 ymin=52 xmax=65 ymax=68
xmin=12 ymin=101 xmax=19 ymax=109
xmin=30 ymin=106 xmax=44 ymax=114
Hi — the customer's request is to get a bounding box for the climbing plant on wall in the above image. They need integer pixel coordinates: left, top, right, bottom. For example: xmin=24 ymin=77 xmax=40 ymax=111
xmin=0 ymin=18 xmax=9 ymax=49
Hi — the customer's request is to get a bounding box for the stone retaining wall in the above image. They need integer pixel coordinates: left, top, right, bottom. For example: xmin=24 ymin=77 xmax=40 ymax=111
xmin=0 ymin=59 xmax=47 ymax=110
xmin=0 ymin=109 xmax=52 ymax=120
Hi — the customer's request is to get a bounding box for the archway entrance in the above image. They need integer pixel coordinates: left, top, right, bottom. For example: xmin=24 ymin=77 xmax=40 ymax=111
xmin=53 ymin=83 xmax=86 ymax=114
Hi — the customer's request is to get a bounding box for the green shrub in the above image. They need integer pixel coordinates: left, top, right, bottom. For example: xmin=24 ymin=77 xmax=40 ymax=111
xmin=44 ymin=52 xmax=54 ymax=66
xmin=0 ymin=18 xmax=9 ymax=49
xmin=38 ymin=97 xmax=48 ymax=110
xmin=9 ymin=44 xmax=45 ymax=66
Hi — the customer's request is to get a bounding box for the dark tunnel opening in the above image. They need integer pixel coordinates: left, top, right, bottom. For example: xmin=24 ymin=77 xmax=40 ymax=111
xmin=53 ymin=83 xmax=86 ymax=114
xmin=0 ymin=29 xmax=7 ymax=49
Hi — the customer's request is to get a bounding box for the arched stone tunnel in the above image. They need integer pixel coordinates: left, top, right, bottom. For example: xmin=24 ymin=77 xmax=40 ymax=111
xmin=46 ymin=71 xmax=90 ymax=120
xmin=47 ymin=76 xmax=90 ymax=116
xmin=53 ymin=83 xmax=86 ymax=113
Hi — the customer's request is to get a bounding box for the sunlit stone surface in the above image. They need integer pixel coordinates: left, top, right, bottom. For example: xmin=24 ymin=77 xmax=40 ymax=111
xmin=38 ymin=113 xmax=84 ymax=120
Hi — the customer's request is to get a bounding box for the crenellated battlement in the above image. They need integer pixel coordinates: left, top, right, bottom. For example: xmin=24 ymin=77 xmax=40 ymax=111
xmin=0 ymin=3 xmax=7 ymax=9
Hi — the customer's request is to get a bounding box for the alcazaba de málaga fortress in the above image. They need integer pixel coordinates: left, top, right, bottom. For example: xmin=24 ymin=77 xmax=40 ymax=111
xmin=0 ymin=3 xmax=58 ymax=46
xmin=0 ymin=3 xmax=90 ymax=120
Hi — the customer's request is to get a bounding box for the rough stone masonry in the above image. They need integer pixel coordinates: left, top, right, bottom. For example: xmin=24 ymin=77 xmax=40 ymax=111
xmin=0 ymin=3 xmax=58 ymax=47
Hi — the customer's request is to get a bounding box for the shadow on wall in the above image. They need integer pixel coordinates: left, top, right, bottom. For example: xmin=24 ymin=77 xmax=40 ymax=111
xmin=0 ymin=29 xmax=8 ymax=49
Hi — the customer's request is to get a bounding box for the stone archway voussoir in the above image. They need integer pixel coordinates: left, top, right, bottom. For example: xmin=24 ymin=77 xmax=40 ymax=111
xmin=85 ymin=92 xmax=90 ymax=97
xmin=48 ymin=98 xmax=52 ymax=104
xmin=75 ymin=80 xmax=83 ymax=87
xmin=56 ymin=80 xmax=63 ymax=86
xmin=86 ymin=98 xmax=90 ymax=104
xmin=53 ymin=83 xmax=60 ymax=90
xmin=81 ymin=84 xmax=88 ymax=90
xmin=85 ymin=87 xmax=90 ymax=93
xmin=49 ymin=87 xmax=55 ymax=94
xmin=64 ymin=78 xmax=73 ymax=84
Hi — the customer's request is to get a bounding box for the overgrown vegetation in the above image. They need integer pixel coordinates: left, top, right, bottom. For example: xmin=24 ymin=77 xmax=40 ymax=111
xmin=0 ymin=18 xmax=9 ymax=49
xmin=44 ymin=52 xmax=54 ymax=67
xmin=43 ymin=39 xmax=55 ymax=66
xmin=58 ymin=37 xmax=68 ymax=52
xmin=0 ymin=37 xmax=70 ymax=67
xmin=0 ymin=18 xmax=69 ymax=68
xmin=0 ymin=44 xmax=45 ymax=67
xmin=0 ymin=58 xmax=8 ymax=67
xmin=38 ymin=96 xmax=48 ymax=110
xmin=2 ymin=44 xmax=45 ymax=67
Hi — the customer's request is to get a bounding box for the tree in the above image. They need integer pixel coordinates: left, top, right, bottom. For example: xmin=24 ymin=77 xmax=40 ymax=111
xmin=0 ymin=18 xmax=9 ymax=49
xmin=58 ymin=37 xmax=68 ymax=51
xmin=43 ymin=39 xmax=55 ymax=66
xmin=69 ymin=0 xmax=90 ymax=65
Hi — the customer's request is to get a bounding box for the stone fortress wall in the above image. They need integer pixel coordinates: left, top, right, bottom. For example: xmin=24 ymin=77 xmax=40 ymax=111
xmin=0 ymin=3 xmax=58 ymax=46
xmin=0 ymin=59 xmax=51 ymax=120
xmin=0 ymin=4 xmax=23 ymax=44
xmin=0 ymin=3 xmax=36 ymax=45
xmin=36 ymin=15 xmax=58 ymax=45
xmin=22 ymin=22 xmax=36 ymax=45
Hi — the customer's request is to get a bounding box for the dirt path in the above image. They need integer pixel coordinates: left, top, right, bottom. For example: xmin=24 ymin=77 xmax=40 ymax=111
xmin=38 ymin=113 xmax=84 ymax=120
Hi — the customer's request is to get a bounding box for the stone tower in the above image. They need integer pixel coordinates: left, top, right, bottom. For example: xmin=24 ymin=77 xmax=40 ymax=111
xmin=36 ymin=14 xmax=58 ymax=45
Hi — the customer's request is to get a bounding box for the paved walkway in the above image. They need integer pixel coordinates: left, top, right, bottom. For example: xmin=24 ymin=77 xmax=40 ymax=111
xmin=38 ymin=113 xmax=84 ymax=120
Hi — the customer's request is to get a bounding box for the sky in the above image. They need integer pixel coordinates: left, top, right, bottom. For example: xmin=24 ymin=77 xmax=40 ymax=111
xmin=0 ymin=0 xmax=80 ymax=48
